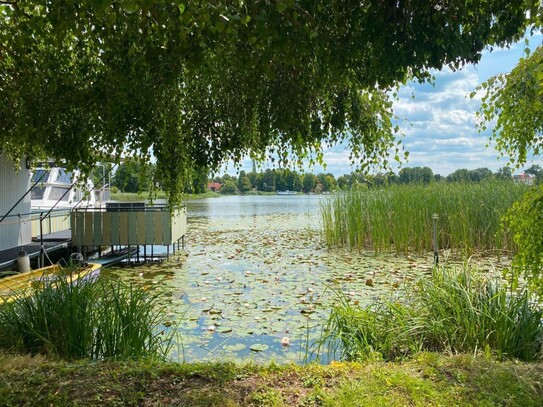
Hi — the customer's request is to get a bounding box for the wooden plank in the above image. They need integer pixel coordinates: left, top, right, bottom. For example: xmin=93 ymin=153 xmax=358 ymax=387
xmin=162 ymin=212 xmax=171 ymax=244
xmin=153 ymin=212 xmax=163 ymax=244
xmin=119 ymin=212 xmax=129 ymax=245
xmin=110 ymin=212 xmax=120 ymax=245
xmin=145 ymin=212 xmax=155 ymax=245
xmin=102 ymin=213 xmax=111 ymax=246
xmin=128 ymin=212 xmax=137 ymax=245
xmin=76 ymin=212 xmax=85 ymax=246
xmin=93 ymin=212 xmax=102 ymax=246
xmin=136 ymin=212 xmax=146 ymax=244
xmin=84 ymin=212 xmax=93 ymax=246
xmin=70 ymin=212 xmax=76 ymax=243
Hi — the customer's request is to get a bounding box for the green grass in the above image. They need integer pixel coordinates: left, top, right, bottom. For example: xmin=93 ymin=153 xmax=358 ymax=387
xmin=0 ymin=353 xmax=542 ymax=406
xmin=0 ymin=270 xmax=172 ymax=361
xmin=314 ymin=265 xmax=543 ymax=363
xmin=321 ymin=181 xmax=528 ymax=256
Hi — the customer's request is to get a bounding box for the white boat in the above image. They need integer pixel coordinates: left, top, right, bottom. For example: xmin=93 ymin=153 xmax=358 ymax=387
xmin=31 ymin=164 xmax=109 ymax=210
xmin=276 ymin=190 xmax=298 ymax=195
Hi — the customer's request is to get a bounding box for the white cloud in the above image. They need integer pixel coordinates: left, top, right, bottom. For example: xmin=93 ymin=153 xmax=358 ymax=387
xmin=223 ymin=35 xmax=543 ymax=178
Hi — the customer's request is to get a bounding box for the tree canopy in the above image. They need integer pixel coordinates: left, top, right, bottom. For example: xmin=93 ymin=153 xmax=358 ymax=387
xmin=1 ymin=0 xmax=538 ymax=206
xmin=477 ymin=43 xmax=543 ymax=168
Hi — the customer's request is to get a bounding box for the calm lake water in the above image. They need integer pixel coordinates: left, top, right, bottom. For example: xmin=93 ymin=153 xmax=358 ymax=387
xmin=103 ymin=195 xmax=456 ymax=363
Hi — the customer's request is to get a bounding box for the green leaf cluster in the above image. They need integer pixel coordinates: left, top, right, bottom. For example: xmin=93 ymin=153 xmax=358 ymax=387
xmin=0 ymin=1 xmax=537 ymax=205
xmin=503 ymin=186 xmax=543 ymax=297
xmin=476 ymin=45 xmax=543 ymax=168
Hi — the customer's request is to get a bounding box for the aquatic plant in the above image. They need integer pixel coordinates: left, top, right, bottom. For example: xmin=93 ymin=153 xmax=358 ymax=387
xmin=315 ymin=266 xmax=543 ymax=362
xmin=0 ymin=269 xmax=172 ymax=361
xmin=320 ymin=181 xmax=528 ymax=256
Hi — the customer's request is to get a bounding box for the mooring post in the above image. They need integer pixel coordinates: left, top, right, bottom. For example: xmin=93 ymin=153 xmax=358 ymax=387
xmin=432 ymin=213 xmax=439 ymax=265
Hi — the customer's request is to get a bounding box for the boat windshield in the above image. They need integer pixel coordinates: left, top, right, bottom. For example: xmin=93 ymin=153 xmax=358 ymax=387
xmin=56 ymin=169 xmax=73 ymax=184
xmin=48 ymin=187 xmax=71 ymax=201
xmin=32 ymin=169 xmax=50 ymax=183
xmin=31 ymin=186 xmax=46 ymax=200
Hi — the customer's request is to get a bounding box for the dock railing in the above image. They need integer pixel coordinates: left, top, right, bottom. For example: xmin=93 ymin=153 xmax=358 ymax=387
xmin=70 ymin=204 xmax=187 ymax=261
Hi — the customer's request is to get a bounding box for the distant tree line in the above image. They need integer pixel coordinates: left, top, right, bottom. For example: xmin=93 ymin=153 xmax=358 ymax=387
xmin=108 ymin=161 xmax=208 ymax=194
xmin=107 ymin=162 xmax=543 ymax=195
xmin=212 ymin=165 xmax=543 ymax=195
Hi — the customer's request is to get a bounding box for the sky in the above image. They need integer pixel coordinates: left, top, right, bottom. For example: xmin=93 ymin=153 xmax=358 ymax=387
xmin=226 ymin=33 xmax=543 ymax=178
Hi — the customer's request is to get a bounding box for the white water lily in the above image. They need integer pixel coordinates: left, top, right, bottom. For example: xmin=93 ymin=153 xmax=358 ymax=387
xmin=281 ymin=337 xmax=290 ymax=346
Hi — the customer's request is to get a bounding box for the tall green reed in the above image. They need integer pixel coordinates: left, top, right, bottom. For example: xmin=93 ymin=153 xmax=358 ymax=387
xmin=0 ymin=269 xmax=172 ymax=361
xmin=314 ymin=266 xmax=543 ymax=362
xmin=321 ymin=181 xmax=527 ymax=256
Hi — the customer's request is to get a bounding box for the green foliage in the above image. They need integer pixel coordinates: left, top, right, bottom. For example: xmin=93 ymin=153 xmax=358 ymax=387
xmin=220 ymin=180 xmax=239 ymax=195
xmin=315 ymin=266 xmax=543 ymax=362
xmin=302 ymin=173 xmax=317 ymax=193
xmin=321 ymin=181 xmax=527 ymax=255
xmin=0 ymin=271 xmax=171 ymax=361
xmin=237 ymin=171 xmax=253 ymax=193
xmin=0 ymin=1 xmax=537 ymax=206
xmin=111 ymin=160 xmax=154 ymax=193
xmin=477 ymin=45 xmax=543 ymax=168
xmin=399 ymin=166 xmax=434 ymax=184
xmin=446 ymin=167 xmax=496 ymax=183
xmin=503 ymin=186 xmax=543 ymax=297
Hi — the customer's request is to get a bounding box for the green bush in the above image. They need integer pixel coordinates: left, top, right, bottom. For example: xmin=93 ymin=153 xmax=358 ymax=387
xmin=0 ymin=270 xmax=172 ymax=361
xmin=503 ymin=185 xmax=543 ymax=297
xmin=315 ymin=266 xmax=543 ymax=362
xmin=220 ymin=180 xmax=239 ymax=195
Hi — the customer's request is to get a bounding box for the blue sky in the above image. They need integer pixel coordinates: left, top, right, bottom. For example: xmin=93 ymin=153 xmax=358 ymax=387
xmin=226 ymin=33 xmax=543 ymax=177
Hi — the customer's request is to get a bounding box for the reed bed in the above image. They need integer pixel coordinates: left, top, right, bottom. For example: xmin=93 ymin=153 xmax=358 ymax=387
xmin=0 ymin=270 xmax=172 ymax=361
xmin=314 ymin=266 xmax=543 ymax=362
xmin=321 ymin=181 xmax=528 ymax=256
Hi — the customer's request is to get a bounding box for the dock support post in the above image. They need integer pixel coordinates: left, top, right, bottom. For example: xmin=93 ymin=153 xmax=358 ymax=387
xmin=432 ymin=213 xmax=439 ymax=266
xmin=39 ymin=214 xmax=44 ymax=268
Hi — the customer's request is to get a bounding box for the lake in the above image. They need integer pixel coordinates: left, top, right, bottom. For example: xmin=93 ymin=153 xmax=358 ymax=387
xmin=103 ymin=195 xmax=454 ymax=363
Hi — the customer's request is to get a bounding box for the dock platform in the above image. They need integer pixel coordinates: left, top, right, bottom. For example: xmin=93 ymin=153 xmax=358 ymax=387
xmin=0 ymin=233 xmax=71 ymax=271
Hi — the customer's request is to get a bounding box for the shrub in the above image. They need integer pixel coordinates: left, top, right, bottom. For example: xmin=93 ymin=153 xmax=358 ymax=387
xmin=503 ymin=185 xmax=543 ymax=297
xmin=315 ymin=266 xmax=543 ymax=362
xmin=0 ymin=270 xmax=171 ymax=361
xmin=220 ymin=180 xmax=240 ymax=195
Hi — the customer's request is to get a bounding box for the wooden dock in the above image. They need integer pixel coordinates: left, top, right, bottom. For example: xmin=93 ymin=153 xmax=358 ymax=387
xmin=71 ymin=204 xmax=187 ymax=263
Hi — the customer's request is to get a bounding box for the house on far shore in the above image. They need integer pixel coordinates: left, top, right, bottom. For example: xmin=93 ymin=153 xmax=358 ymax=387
xmin=207 ymin=182 xmax=222 ymax=192
xmin=513 ymin=173 xmax=535 ymax=185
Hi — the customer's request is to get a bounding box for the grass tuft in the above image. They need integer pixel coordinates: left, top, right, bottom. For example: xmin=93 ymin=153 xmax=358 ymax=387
xmin=314 ymin=265 xmax=543 ymax=362
xmin=321 ymin=181 xmax=527 ymax=256
xmin=0 ymin=269 xmax=172 ymax=361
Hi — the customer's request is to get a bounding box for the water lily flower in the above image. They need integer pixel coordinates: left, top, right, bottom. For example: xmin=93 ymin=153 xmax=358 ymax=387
xmin=281 ymin=337 xmax=290 ymax=346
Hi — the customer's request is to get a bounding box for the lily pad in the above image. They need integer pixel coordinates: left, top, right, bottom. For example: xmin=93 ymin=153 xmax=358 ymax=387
xmin=250 ymin=344 xmax=269 ymax=352
xmin=223 ymin=343 xmax=247 ymax=352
